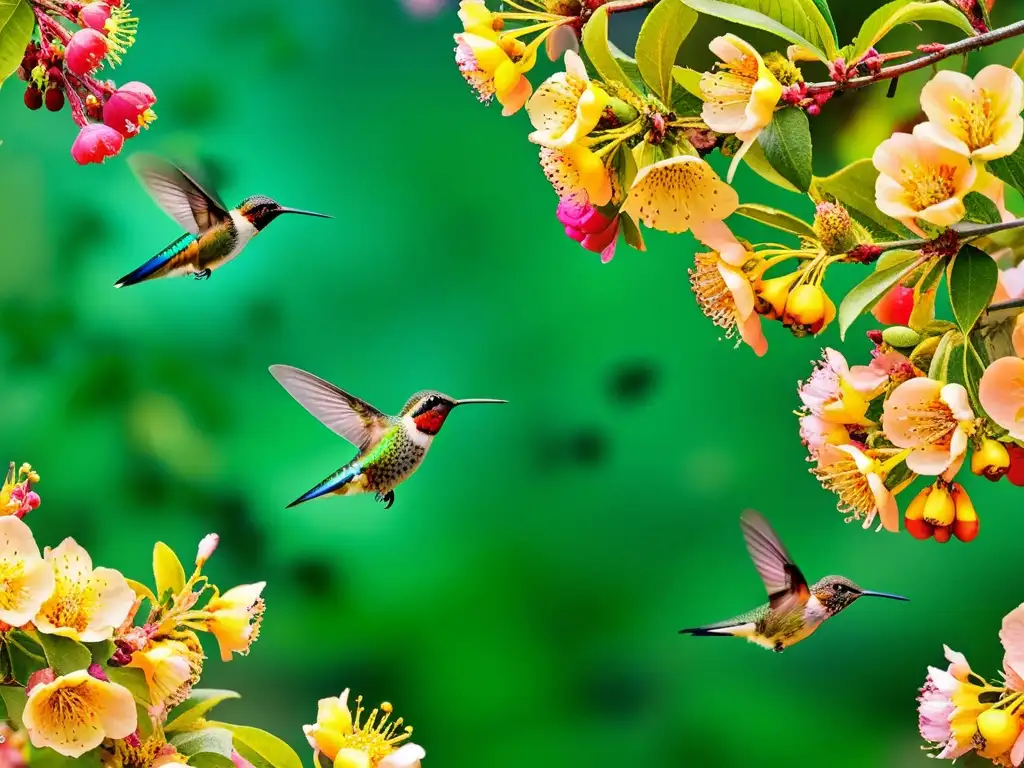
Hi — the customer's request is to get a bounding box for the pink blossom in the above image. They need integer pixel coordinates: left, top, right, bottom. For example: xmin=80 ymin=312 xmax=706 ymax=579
xmin=882 ymin=378 xmax=975 ymax=475
xmin=798 ymin=349 xmax=886 ymax=425
xmin=979 ymin=357 xmax=1024 ymax=441
xmin=65 ymin=28 xmax=108 ymax=76
xmin=71 ymin=123 xmax=124 ymax=165
xmin=798 ymin=414 xmax=849 ymax=465
xmin=556 ymin=197 xmax=620 ymax=263
xmin=103 ymin=81 xmax=157 ymax=137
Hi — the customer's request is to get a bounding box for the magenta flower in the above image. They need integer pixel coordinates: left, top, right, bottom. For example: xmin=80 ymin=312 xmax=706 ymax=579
xmin=103 ymin=81 xmax=157 ymax=137
xmin=71 ymin=123 xmax=125 ymax=165
xmin=556 ymin=198 xmax=620 ymax=263
xmin=79 ymin=2 xmax=113 ymax=31
xmin=65 ymin=28 xmax=109 ymax=76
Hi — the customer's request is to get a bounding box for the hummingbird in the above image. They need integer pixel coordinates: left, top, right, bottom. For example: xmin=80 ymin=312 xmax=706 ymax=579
xmin=679 ymin=509 xmax=908 ymax=653
xmin=113 ymin=154 xmax=331 ymax=288
xmin=269 ymin=365 xmax=507 ymax=509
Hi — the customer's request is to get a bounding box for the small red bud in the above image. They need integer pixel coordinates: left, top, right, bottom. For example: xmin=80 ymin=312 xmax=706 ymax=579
xmin=872 ymin=284 xmax=915 ymax=326
xmin=64 ymin=28 xmax=108 ymax=76
xmin=45 ymin=87 xmax=65 ymax=112
xmin=806 ymin=104 xmax=821 ymax=117
xmin=26 ymin=668 xmax=56 ymax=694
xmin=71 ymin=123 xmax=124 ymax=165
xmin=79 ymin=2 xmax=112 ymax=31
xmin=24 ymin=86 xmax=42 ymax=110
xmin=866 ymin=329 xmax=884 ymax=344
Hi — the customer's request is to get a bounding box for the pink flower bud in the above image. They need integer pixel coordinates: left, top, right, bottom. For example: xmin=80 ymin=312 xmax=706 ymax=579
xmin=230 ymin=751 xmax=256 ymax=768
xmin=102 ymin=81 xmax=157 ymax=137
xmin=124 ymin=731 xmax=141 ymax=749
xmin=26 ymin=668 xmax=56 ymax=694
xmin=71 ymin=123 xmax=124 ymax=165
xmin=555 ymin=198 xmax=620 ymax=263
xmin=79 ymin=2 xmax=112 ymax=31
xmin=87 ymin=663 xmax=109 ymax=681
xmin=196 ymin=533 xmax=219 ymax=566
xmin=65 ymin=28 xmax=108 ymax=75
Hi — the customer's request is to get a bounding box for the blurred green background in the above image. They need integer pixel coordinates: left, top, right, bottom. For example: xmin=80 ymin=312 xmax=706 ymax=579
xmin=2 ymin=1 xmax=1024 ymax=765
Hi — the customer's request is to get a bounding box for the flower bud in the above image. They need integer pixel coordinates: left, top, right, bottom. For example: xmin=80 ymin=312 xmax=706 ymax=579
xmin=976 ymin=708 xmax=1022 ymax=758
xmin=972 ymin=438 xmax=1010 ymax=481
xmin=950 ymin=482 xmax=979 ymax=542
xmin=71 ymin=123 xmax=124 ymax=165
xmin=87 ymin=662 xmax=109 ymax=681
xmin=196 ymin=533 xmax=219 ymax=566
xmin=881 ymin=325 xmax=920 ymax=349
xmin=871 ymin=284 xmax=915 ymax=326
xmin=813 ymin=202 xmax=856 ymax=255
xmin=103 ymin=81 xmax=157 ymax=137
xmin=922 ymin=484 xmax=955 ymax=527
xmin=933 ymin=525 xmax=952 ymax=543
xmin=24 ymin=85 xmax=42 ymax=110
xmin=79 ymin=2 xmax=112 ymax=31
xmin=65 ymin=28 xmax=108 ymax=76
xmin=783 ymin=284 xmax=831 ymax=336
xmin=26 ymin=668 xmax=56 ymax=694
xmin=904 ymin=486 xmax=934 ymax=540
xmin=753 ymin=272 xmax=798 ymax=319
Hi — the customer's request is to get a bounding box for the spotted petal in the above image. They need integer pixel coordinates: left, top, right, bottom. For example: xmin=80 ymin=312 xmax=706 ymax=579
xmin=622 ymin=156 xmax=738 ymax=234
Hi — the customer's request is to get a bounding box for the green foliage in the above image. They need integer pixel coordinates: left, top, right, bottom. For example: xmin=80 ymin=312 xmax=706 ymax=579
xmin=757 ymin=107 xmax=813 ymax=192
xmin=171 ymin=728 xmax=236 ymax=758
xmin=679 ymin=0 xmax=831 ymax=61
xmin=582 ymin=6 xmax=640 ymax=94
xmin=153 ymin=541 xmax=187 ymax=600
xmin=810 ymin=159 xmax=910 ymax=238
xmin=85 ymin=640 xmax=115 ymax=667
xmin=635 ymin=0 xmax=697 ymax=104
xmin=847 ymin=0 xmax=977 ymax=65
xmin=809 ymin=0 xmax=837 ymax=43
xmin=36 ymin=632 xmax=92 ymax=676
xmin=742 ymin=139 xmax=801 ymax=192
xmin=620 ymin=214 xmax=646 ymax=251
xmin=988 ymin=145 xmax=1024 ymax=198
xmin=962 ymin=192 xmax=1002 ymax=225
xmin=947 ymin=244 xmax=998 ymax=335
xmin=27 ymin=747 xmax=102 ymax=768
xmin=166 ymin=689 xmax=243 ymax=733
xmin=1015 ymin=49 xmax=1024 ymax=80
xmin=107 ymin=665 xmax=151 ymax=705
xmin=210 ymin=723 xmax=304 ymax=768
xmin=0 ymin=684 xmax=27 ymax=730
xmin=126 ymin=578 xmax=158 ymax=606
xmin=671 ymin=66 xmax=703 ymax=100
xmin=734 ymin=203 xmax=818 ymax=239
xmin=188 ymin=756 xmax=236 ymax=768
xmin=838 ymin=249 xmax=921 ymax=339
xmin=6 ymin=630 xmax=46 ymax=685
xmin=0 ymin=0 xmax=33 ymax=89
xmin=606 ymin=41 xmax=646 ymax=93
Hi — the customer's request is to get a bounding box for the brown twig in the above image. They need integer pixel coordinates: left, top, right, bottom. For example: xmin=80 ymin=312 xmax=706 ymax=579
xmin=867 ymin=218 xmax=1024 ymax=256
xmin=806 ymin=19 xmax=1024 ymax=95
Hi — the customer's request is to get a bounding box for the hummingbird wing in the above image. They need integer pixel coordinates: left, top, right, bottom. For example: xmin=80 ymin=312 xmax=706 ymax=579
xmin=739 ymin=509 xmax=810 ymax=613
xmin=269 ymin=365 xmax=389 ymax=451
xmin=129 ymin=154 xmax=231 ymax=235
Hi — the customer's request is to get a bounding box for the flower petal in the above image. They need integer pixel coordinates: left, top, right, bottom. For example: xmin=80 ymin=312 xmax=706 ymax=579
xmin=979 ymin=357 xmax=1024 ymax=440
xmin=622 ymin=156 xmax=738 ymax=233
xmin=380 ymin=744 xmax=427 ymax=768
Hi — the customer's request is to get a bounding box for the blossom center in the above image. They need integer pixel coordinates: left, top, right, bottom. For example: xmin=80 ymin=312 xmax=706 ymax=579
xmin=38 ymin=685 xmax=100 ymax=730
xmin=902 ymin=163 xmax=958 ymax=210
xmin=340 ymin=698 xmax=414 ymax=766
xmin=889 ymin=399 xmax=957 ymax=450
xmin=707 ymin=55 xmax=757 ymax=103
xmin=951 ymin=90 xmax=996 ymax=150
xmin=455 ymin=40 xmax=496 ymax=103
xmin=0 ymin=559 xmax=27 ymax=611
xmin=40 ymin=580 xmax=97 ymax=633
xmin=811 ymin=458 xmax=878 ymax=523
xmin=689 ymin=254 xmax=739 ymax=336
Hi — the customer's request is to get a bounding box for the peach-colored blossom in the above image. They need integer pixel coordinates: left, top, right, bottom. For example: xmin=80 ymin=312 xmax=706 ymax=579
xmin=918 ymin=65 xmax=1024 ymax=161
xmin=993 ymin=262 xmax=1024 ymax=304
xmin=799 ymin=414 xmax=849 ymax=465
xmin=811 ymin=444 xmax=899 ymax=532
xmin=799 ymin=348 xmax=888 ymax=426
xmin=979 ymin=356 xmax=1024 ymax=440
xmin=873 ymin=126 xmax=977 ymax=236
xmin=882 ymin=378 xmax=975 ymax=475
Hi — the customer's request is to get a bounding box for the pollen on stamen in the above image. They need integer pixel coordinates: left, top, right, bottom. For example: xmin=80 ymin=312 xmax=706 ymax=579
xmin=689 ymin=254 xmax=740 ymax=345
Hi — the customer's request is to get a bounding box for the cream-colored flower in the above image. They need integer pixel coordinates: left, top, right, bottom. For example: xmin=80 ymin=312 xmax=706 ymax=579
xmin=0 ymin=516 xmax=55 ymax=627
xmin=201 ymin=582 xmax=265 ymax=661
xmin=811 ymin=444 xmax=900 ymax=532
xmin=918 ymin=65 xmax=1024 ymax=161
xmin=22 ymin=670 xmax=137 ymax=758
xmin=882 ymin=378 xmax=975 ymax=475
xmin=873 ymin=126 xmax=977 ymax=236
xmin=128 ymin=635 xmax=204 ymax=709
xmin=527 ymin=50 xmax=606 ymax=149
xmin=621 ymin=155 xmax=739 ymax=235
xmin=979 ymin=356 xmax=1024 ymax=441
xmin=304 ymin=689 xmax=424 ymax=768
xmin=34 ymin=537 xmax=135 ymax=642
xmin=700 ymin=34 xmax=782 ymax=182
xmin=538 ymin=145 xmax=612 ymax=206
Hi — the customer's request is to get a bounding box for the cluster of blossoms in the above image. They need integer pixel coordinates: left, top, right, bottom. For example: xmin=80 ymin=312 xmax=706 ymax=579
xmin=304 ymin=689 xmax=425 ymax=768
xmin=10 ymin=0 xmax=156 ymax=164
xmin=0 ymin=461 xmax=286 ymax=766
xmin=918 ymin=601 xmax=1024 ymax=765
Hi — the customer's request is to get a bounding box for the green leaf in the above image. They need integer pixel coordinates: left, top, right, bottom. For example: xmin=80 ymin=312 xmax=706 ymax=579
xmin=6 ymin=632 xmax=47 ymax=685
xmin=838 ymin=249 xmax=922 ymax=339
xmin=928 ymin=330 xmax=957 ymax=381
xmin=1014 ymin=48 xmax=1024 ymax=80
xmin=679 ymin=0 xmax=830 ymax=61
xmin=848 ymin=0 xmax=976 ymax=65
xmin=0 ymin=0 xmax=34 ymax=89
xmin=126 ymin=578 xmax=157 ymax=606
xmin=0 ymin=684 xmax=27 ymax=729
xmin=210 ymin=723 xmax=303 ymax=768
xmin=85 ymin=639 xmax=115 ymax=667
xmin=756 ymin=107 xmax=813 ymax=192
xmin=947 ymin=244 xmax=998 ymax=334
xmin=988 ymin=145 xmax=1024 ymax=198
xmin=809 ymin=0 xmax=837 ymax=42
xmin=963 ymin=191 xmax=1001 ymax=225
xmin=166 ymin=689 xmax=242 ymax=733
xmin=671 ymin=66 xmax=703 ymax=100
xmin=188 ymin=756 xmax=236 ymax=768
xmin=582 ymin=7 xmax=639 ymax=93
xmin=810 ymin=159 xmax=911 ymax=238
xmin=620 ymin=213 xmax=646 ymax=251
xmin=153 ymin=541 xmax=186 ymax=599
xmin=734 ymin=203 xmax=818 ymax=239
xmin=742 ymin=139 xmax=801 ymax=193
xmin=26 ymin=747 xmax=102 ymax=768
xmin=605 ymin=41 xmax=646 ymax=92
xmin=107 ymin=665 xmax=151 ymax=705
xmin=171 ymin=728 xmax=235 ymax=759
xmin=635 ymin=0 xmax=697 ymax=104
xmin=36 ymin=632 xmax=93 ymax=676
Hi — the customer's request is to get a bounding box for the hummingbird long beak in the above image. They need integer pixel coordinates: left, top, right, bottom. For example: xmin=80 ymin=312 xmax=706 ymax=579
xmin=859 ymin=590 xmax=909 ymax=601
xmin=278 ymin=207 xmax=333 ymax=219
xmin=453 ymin=399 xmax=508 ymax=406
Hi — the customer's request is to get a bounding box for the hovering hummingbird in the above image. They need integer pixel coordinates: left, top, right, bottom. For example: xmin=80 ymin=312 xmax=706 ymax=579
xmin=269 ymin=365 xmax=507 ymax=509
xmin=679 ymin=510 xmax=908 ymax=652
xmin=113 ymin=154 xmax=331 ymax=288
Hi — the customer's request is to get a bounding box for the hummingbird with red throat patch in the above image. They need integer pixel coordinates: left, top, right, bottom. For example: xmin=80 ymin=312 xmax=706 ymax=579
xmin=679 ymin=510 xmax=908 ymax=652
xmin=269 ymin=365 xmax=507 ymax=509
xmin=114 ymin=154 xmax=331 ymax=287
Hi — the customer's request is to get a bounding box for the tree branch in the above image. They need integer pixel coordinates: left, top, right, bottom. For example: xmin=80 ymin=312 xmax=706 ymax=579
xmin=871 ymin=218 xmax=1024 ymax=256
xmin=806 ymin=19 xmax=1024 ymax=95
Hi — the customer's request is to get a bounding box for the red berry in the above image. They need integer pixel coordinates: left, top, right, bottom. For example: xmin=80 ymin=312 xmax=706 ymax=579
xmin=871 ymin=284 xmax=915 ymax=326
xmin=45 ymin=87 xmax=65 ymax=112
xmin=1006 ymin=444 xmax=1024 ymax=487
xmin=71 ymin=123 xmax=124 ymax=165
xmin=103 ymin=81 xmax=156 ymax=137
xmin=24 ymin=86 xmax=42 ymax=110
xmin=806 ymin=104 xmax=821 ymax=117
xmin=65 ymin=28 xmax=108 ymax=76
xmin=79 ymin=2 xmax=112 ymax=31
xmin=933 ymin=525 xmax=952 ymax=543
xmin=905 ymin=517 xmax=934 ymax=540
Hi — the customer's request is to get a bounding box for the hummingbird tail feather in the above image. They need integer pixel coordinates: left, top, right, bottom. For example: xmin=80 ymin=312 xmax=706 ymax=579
xmin=286 ymin=463 xmax=364 ymax=509
xmin=678 ymin=622 xmax=756 ymax=638
xmin=114 ymin=234 xmax=198 ymax=288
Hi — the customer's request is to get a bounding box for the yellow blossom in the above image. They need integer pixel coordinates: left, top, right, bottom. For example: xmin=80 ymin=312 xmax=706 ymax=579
xmin=201 ymin=582 xmax=266 ymax=662
xmin=34 ymin=537 xmax=135 ymax=642
xmin=0 ymin=516 xmax=55 ymax=628
xmin=22 ymin=670 xmax=137 ymax=758
xmin=918 ymin=65 xmax=1024 ymax=161
xmin=873 ymin=126 xmax=977 ymax=236
xmin=700 ymin=34 xmax=783 ymax=182
xmin=621 ymin=156 xmax=738 ymax=236
xmin=128 ymin=634 xmax=204 ymax=709
xmin=303 ymin=689 xmax=424 ymax=768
